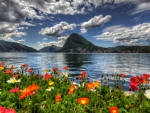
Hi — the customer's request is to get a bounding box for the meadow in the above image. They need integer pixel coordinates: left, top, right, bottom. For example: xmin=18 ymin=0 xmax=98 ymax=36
xmin=0 ymin=62 xmax=150 ymax=113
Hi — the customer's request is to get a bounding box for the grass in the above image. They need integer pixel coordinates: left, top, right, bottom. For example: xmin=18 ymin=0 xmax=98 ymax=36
xmin=0 ymin=65 xmax=150 ymax=113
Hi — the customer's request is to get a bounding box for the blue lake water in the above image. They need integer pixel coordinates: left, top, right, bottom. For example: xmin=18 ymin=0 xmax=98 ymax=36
xmin=0 ymin=52 xmax=150 ymax=91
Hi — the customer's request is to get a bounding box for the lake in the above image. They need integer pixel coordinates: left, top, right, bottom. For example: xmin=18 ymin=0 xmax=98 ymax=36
xmin=0 ymin=52 xmax=150 ymax=91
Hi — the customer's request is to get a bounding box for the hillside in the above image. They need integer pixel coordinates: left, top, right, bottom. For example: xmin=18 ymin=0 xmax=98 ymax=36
xmin=0 ymin=41 xmax=38 ymax=52
xmin=39 ymin=45 xmax=61 ymax=52
xmin=57 ymin=33 xmax=104 ymax=52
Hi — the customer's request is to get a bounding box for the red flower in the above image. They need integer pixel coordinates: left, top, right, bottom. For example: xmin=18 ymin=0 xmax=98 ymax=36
xmin=120 ymin=73 xmax=126 ymax=78
xmin=0 ymin=106 xmax=6 ymax=113
xmin=78 ymin=97 xmax=89 ymax=105
xmin=5 ymin=108 xmax=16 ymax=113
xmin=44 ymin=73 xmax=53 ymax=80
xmin=86 ymin=82 xmax=95 ymax=90
xmin=142 ymin=73 xmax=150 ymax=78
xmin=13 ymin=74 xmax=19 ymax=78
xmin=68 ymin=84 xmax=75 ymax=94
xmin=110 ymin=106 xmax=119 ymax=113
xmin=129 ymin=83 xmax=138 ymax=91
xmin=63 ymin=66 xmax=68 ymax=70
xmin=56 ymin=94 xmax=62 ymax=103
xmin=21 ymin=64 xmax=28 ymax=69
xmin=28 ymin=68 xmax=33 ymax=73
xmin=130 ymin=75 xmax=143 ymax=86
xmin=0 ymin=62 xmax=4 ymax=67
xmin=76 ymin=75 xmax=84 ymax=79
xmin=27 ymin=84 xmax=40 ymax=91
xmin=53 ymin=68 xmax=58 ymax=72
xmin=81 ymin=71 xmax=86 ymax=77
xmin=9 ymin=87 xmax=19 ymax=93
xmin=4 ymin=69 xmax=14 ymax=75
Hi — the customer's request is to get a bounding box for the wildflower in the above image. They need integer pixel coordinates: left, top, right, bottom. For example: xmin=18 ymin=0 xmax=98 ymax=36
xmin=144 ymin=90 xmax=150 ymax=99
xmin=68 ymin=84 xmax=75 ymax=94
xmin=78 ymin=97 xmax=89 ymax=105
xmin=0 ymin=62 xmax=3 ymax=67
xmin=21 ymin=64 xmax=28 ymax=69
xmin=141 ymin=74 xmax=150 ymax=84
xmin=4 ymin=69 xmax=14 ymax=75
xmin=120 ymin=73 xmax=126 ymax=78
xmin=28 ymin=68 xmax=33 ymax=73
xmin=43 ymin=68 xmax=48 ymax=73
xmin=43 ymin=73 xmax=53 ymax=80
xmin=86 ymin=82 xmax=95 ymax=90
xmin=62 ymin=72 xmax=68 ymax=78
xmin=0 ymin=106 xmax=6 ymax=113
xmin=92 ymin=81 xmax=100 ymax=88
xmin=63 ymin=66 xmax=68 ymax=70
xmin=130 ymin=75 xmax=143 ymax=86
xmin=142 ymin=73 xmax=150 ymax=78
xmin=9 ymin=65 xmax=14 ymax=69
xmin=46 ymin=87 xmax=54 ymax=92
xmin=19 ymin=88 xmax=35 ymax=100
xmin=27 ymin=84 xmax=40 ymax=91
xmin=5 ymin=108 xmax=16 ymax=113
xmin=76 ymin=75 xmax=84 ymax=79
xmin=13 ymin=74 xmax=19 ymax=79
xmin=9 ymin=87 xmax=19 ymax=93
xmin=49 ymin=81 xmax=54 ymax=85
xmin=110 ymin=106 xmax=119 ymax=113
xmin=0 ymin=66 xmax=4 ymax=71
xmin=7 ymin=78 xmax=21 ymax=83
xmin=53 ymin=67 xmax=58 ymax=72
xmin=129 ymin=83 xmax=138 ymax=91
xmin=81 ymin=71 xmax=86 ymax=77
xmin=56 ymin=94 xmax=62 ymax=103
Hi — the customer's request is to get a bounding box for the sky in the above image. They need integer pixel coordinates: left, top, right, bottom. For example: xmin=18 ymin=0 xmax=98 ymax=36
xmin=0 ymin=0 xmax=150 ymax=50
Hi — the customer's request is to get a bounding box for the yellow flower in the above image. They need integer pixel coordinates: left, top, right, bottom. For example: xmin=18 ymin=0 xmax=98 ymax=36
xmin=49 ymin=81 xmax=54 ymax=85
xmin=92 ymin=81 xmax=100 ymax=87
xmin=43 ymin=68 xmax=48 ymax=73
xmin=0 ymin=66 xmax=4 ymax=71
xmin=46 ymin=87 xmax=54 ymax=91
xmin=7 ymin=78 xmax=21 ymax=83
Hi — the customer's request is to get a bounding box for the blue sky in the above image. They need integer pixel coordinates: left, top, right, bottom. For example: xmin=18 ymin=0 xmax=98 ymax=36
xmin=0 ymin=0 xmax=150 ymax=50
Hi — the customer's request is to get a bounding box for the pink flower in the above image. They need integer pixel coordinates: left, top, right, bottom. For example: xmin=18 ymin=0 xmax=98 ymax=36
xmin=129 ymin=83 xmax=138 ymax=91
xmin=5 ymin=108 xmax=16 ymax=113
xmin=63 ymin=66 xmax=68 ymax=70
xmin=0 ymin=62 xmax=3 ymax=67
xmin=4 ymin=69 xmax=14 ymax=75
xmin=0 ymin=106 xmax=6 ymax=113
xmin=9 ymin=87 xmax=19 ymax=93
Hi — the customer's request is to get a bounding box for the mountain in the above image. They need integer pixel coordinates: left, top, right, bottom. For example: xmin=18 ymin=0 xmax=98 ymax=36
xmin=57 ymin=33 xmax=104 ymax=52
xmin=0 ymin=41 xmax=38 ymax=52
xmin=39 ymin=45 xmax=61 ymax=52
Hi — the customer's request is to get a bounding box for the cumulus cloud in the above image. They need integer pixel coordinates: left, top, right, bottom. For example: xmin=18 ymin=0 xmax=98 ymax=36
xmin=81 ymin=15 xmax=112 ymax=34
xmin=94 ymin=23 xmax=150 ymax=45
xmin=39 ymin=21 xmax=76 ymax=37
xmin=43 ymin=38 xmax=48 ymax=40
xmin=37 ymin=35 xmax=69 ymax=47
xmin=20 ymin=21 xmax=36 ymax=26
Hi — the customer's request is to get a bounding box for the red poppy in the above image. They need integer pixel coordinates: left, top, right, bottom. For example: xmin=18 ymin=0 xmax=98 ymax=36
xmin=4 ymin=69 xmax=14 ymax=75
xmin=86 ymin=82 xmax=95 ymax=90
xmin=44 ymin=73 xmax=53 ymax=80
xmin=5 ymin=108 xmax=16 ymax=113
xmin=28 ymin=68 xmax=33 ymax=73
xmin=110 ymin=106 xmax=119 ymax=113
xmin=120 ymin=73 xmax=126 ymax=78
xmin=129 ymin=83 xmax=138 ymax=91
xmin=13 ymin=74 xmax=19 ymax=78
xmin=21 ymin=64 xmax=28 ymax=69
xmin=0 ymin=106 xmax=6 ymax=113
xmin=27 ymin=84 xmax=40 ymax=91
xmin=9 ymin=87 xmax=19 ymax=93
xmin=53 ymin=68 xmax=58 ymax=72
xmin=81 ymin=71 xmax=86 ymax=77
xmin=130 ymin=75 xmax=143 ymax=86
xmin=56 ymin=94 xmax=62 ymax=103
xmin=78 ymin=97 xmax=89 ymax=105
xmin=63 ymin=66 xmax=68 ymax=70
xmin=142 ymin=73 xmax=150 ymax=78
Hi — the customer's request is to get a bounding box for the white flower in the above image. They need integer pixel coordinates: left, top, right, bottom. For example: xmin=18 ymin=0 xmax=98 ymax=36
xmin=144 ymin=90 xmax=150 ymax=99
xmin=7 ymin=78 xmax=21 ymax=83
xmin=46 ymin=87 xmax=54 ymax=92
xmin=62 ymin=72 xmax=68 ymax=78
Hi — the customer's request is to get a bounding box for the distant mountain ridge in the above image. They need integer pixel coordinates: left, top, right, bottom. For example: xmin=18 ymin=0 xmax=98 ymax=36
xmin=39 ymin=45 xmax=61 ymax=52
xmin=57 ymin=33 xmax=103 ymax=52
xmin=0 ymin=41 xmax=38 ymax=52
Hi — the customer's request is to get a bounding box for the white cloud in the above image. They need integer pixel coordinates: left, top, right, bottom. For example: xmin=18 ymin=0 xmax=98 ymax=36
xmin=43 ymin=38 xmax=48 ymax=40
xmin=37 ymin=35 xmax=69 ymax=47
xmin=81 ymin=15 xmax=112 ymax=34
xmin=39 ymin=21 xmax=76 ymax=37
xmin=20 ymin=21 xmax=36 ymax=26
xmin=94 ymin=23 xmax=150 ymax=45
